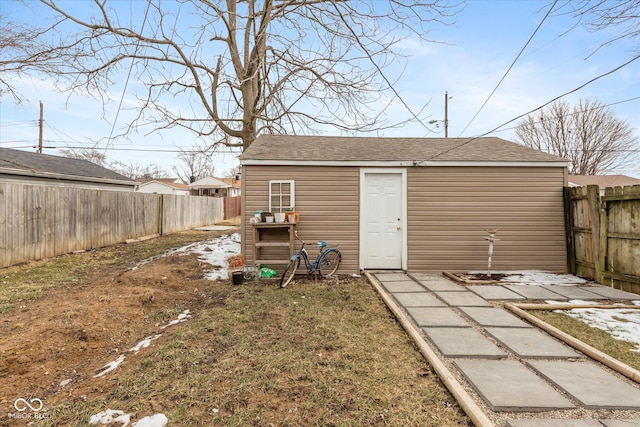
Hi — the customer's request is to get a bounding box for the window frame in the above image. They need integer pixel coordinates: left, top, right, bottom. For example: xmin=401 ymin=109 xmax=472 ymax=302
xmin=268 ymin=180 xmax=295 ymax=212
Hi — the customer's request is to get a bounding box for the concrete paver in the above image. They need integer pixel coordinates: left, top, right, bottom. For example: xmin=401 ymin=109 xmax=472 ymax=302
xmin=434 ymin=291 xmax=492 ymax=307
xmin=600 ymin=420 xmax=640 ymax=426
xmin=454 ymin=359 xmax=576 ymax=412
xmin=505 ymin=420 xmax=603 ymax=427
xmin=408 ymin=273 xmax=446 ymax=281
xmin=379 ymin=280 xmax=425 ymax=293
xmin=541 ymin=285 xmax=604 ymax=300
xmin=527 ymin=360 xmax=640 ymax=410
xmin=422 ymin=327 xmax=507 ymax=358
xmin=459 ymin=306 xmax=533 ymax=328
xmin=405 ymin=307 xmax=470 ymax=327
xmin=467 ymin=285 xmax=527 ymax=301
xmin=376 ymin=272 xmax=417 ymax=282
xmin=485 ymin=327 xmax=581 ymax=358
xmin=416 ymin=279 xmax=464 ymax=292
xmin=503 ymin=284 xmax=568 ymax=301
xmin=581 ymin=286 xmax=640 ymax=301
xmin=393 ymin=292 xmax=445 ymax=307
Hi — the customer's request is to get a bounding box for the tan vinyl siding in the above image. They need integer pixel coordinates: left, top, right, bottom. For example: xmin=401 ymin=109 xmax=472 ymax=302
xmin=407 ymin=166 xmax=566 ymax=272
xmin=243 ymin=164 xmax=567 ymax=274
xmin=242 ymin=165 xmax=360 ymax=273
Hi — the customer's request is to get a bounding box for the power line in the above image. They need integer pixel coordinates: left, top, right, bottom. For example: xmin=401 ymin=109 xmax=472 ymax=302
xmin=427 ymin=54 xmax=640 ymax=161
xmin=458 ymin=0 xmax=559 ymax=136
xmin=479 ymin=54 xmax=640 ymax=137
xmin=105 ymin=0 xmax=152 ymax=154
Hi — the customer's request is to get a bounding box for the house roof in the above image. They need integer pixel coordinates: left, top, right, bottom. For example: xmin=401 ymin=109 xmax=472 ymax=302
xmin=568 ymin=174 xmax=640 ymax=188
xmin=189 ymin=176 xmax=231 ymax=189
xmin=139 ymin=179 xmax=190 ymax=190
xmin=217 ymin=177 xmax=241 ymax=188
xmin=239 ymin=135 xmax=567 ymax=165
xmin=0 ymin=147 xmax=136 ymax=185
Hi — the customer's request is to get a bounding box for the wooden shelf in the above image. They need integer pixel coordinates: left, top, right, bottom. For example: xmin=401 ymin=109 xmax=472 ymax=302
xmin=252 ymin=222 xmax=296 ymax=268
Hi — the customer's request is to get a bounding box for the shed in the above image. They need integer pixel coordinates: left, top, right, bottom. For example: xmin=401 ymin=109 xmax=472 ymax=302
xmin=239 ymin=135 xmax=569 ymax=274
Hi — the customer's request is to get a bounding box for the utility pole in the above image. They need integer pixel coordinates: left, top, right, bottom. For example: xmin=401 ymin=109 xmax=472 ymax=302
xmin=38 ymin=101 xmax=43 ymax=153
xmin=444 ymin=91 xmax=449 ymax=138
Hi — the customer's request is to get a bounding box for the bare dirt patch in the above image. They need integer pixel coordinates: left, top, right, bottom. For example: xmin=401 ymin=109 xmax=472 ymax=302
xmin=0 ymin=232 xmax=226 ymax=424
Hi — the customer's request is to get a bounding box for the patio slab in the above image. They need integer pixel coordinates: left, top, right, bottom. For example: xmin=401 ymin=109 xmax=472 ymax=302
xmin=459 ymin=306 xmax=533 ymax=328
xmin=600 ymin=420 xmax=640 ymax=426
xmin=541 ymin=285 xmax=604 ymax=300
xmin=506 ymin=420 xmax=603 ymax=427
xmin=503 ymin=284 xmax=568 ymax=301
xmin=527 ymin=360 xmax=640 ymax=410
xmin=409 ymin=273 xmax=447 ymax=281
xmin=454 ymin=359 xmax=575 ymax=412
xmin=405 ymin=307 xmax=470 ymax=327
xmin=393 ymin=292 xmax=445 ymax=307
xmin=485 ymin=327 xmax=581 ymax=359
xmin=434 ymin=291 xmax=492 ymax=307
xmin=416 ymin=279 xmax=465 ymax=292
xmin=422 ymin=327 xmax=507 ymax=359
xmin=375 ymin=272 xmax=413 ymax=282
xmin=380 ymin=280 xmax=426 ymax=293
xmin=466 ymin=285 xmax=527 ymax=301
xmin=581 ymin=286 xmax=640 ymax=301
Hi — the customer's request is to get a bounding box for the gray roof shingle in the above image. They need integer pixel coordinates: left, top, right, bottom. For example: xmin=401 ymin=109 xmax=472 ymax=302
xmin=0 ymin=147 xmax=133 ymax=182
xmin=239 ymin=135 xmax=567 ymax=163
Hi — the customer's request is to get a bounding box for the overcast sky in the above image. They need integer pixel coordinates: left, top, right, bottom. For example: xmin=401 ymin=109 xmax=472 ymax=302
xmin=1 ymin=0 xmax=638 ymax=177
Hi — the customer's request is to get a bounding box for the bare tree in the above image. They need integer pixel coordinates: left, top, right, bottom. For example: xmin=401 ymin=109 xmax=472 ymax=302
xmin=514 ymin=99 xmax=638 ymax=175
xmin=3 ymin=0 xmax=459 ymax=151
xmin=172 ymin=148 xmax=216 ymax=184
xmin=59 ymin=147 xmax=170 ymax=179
xmin=559 ymin=1 xmax=640 ymax=54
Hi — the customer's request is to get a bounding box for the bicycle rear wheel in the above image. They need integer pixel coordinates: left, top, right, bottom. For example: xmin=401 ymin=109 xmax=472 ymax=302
xmin=279 ymin=258 xmax=300 ymax=288
xmin=318 ymin=249 xmax=341 ymax=277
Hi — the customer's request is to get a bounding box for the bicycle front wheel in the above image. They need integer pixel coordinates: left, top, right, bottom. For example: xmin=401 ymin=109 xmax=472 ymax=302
xmin=318 ymin=249 xmax=341 ymax=277
xmin=280 ymin=258 xmax=300 ymax=288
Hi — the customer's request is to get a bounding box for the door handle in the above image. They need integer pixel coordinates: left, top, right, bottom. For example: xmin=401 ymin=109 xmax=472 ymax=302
xmin=396 ymin=226 xmax=401 ymax=230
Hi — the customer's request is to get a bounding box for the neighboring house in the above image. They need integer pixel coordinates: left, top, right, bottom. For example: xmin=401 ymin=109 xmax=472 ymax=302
xmin=0 ymin=147 xmax=137 ymax=191
xmin=239 ymin=135 xmax=569 ymax=274
xmin=137 ymin=178 xmax=191 ymax=195
xmin=189 ymin=176 xmax=241 ymax=197
xmin=568 ymin=174 xmax=640 ymax=196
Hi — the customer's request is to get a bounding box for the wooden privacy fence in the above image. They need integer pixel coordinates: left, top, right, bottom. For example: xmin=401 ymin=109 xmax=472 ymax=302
xmin=0 ymin=183 xmax=225 ymax=268
xmin=223 ymin=195 xmax=241 ymax=220
xmin=565 ymin=184 xmax=640 ymax=294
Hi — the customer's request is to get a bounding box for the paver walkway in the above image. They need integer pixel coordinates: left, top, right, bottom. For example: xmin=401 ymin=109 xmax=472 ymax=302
xmin=373 ymin=272 xmax=640 ymax=427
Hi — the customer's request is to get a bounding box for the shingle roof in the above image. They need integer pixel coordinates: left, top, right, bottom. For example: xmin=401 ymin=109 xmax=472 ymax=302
xmin=568 ymin=174 xmax=640 ymax=188
xmin=0 ymin=147 xmax=134 ymax=182
xmin=239 ymin=135 xmax=567 ymax=163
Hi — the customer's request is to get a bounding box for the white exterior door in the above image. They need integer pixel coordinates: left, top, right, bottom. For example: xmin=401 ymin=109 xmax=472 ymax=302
xmin=360 ymin=170 xmax=406 ymax=270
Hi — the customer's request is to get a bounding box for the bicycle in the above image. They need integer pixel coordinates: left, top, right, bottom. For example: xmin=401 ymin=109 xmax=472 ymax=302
xmin=279 ymin=232 xmax=342 ymax=288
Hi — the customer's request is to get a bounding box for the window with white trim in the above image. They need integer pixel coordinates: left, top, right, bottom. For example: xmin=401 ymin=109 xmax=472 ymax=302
xmin=269 ymin=180 xmax=295 ymax=212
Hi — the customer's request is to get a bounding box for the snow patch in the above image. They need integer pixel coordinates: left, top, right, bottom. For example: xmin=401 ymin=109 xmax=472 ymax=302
xmin=492 ymin=270 xmax=588 ymax=286
xmin=132 ymin=413 xmax=168 ymax=427
xmin=94 ymin=354 xmax=126 ymax=378
xmin=89 ymin=410 xmax=168 ymax=427
xmin=160 ymin=309 xmax=191 ymax=329
xmin=552 ymin=302 xmax=640 ymax=352
xmin=89 ymin=409 xmax=131 ymax=425
xmin=129 ymin=334 xmax=162 ymax=354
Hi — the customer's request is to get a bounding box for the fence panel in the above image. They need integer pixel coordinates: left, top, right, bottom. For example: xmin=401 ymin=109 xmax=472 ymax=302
xmin=224 ymin=196 xmax=241 ymax=220
xmin=0 ymin=183 xmax=225 ymax=268
xmin=565 ymin=184 xmax=640 ymax=295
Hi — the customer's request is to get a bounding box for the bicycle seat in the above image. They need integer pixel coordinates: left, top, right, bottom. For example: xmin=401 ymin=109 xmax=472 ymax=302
xmin=316 ymin=240 xmax=327 ymax=249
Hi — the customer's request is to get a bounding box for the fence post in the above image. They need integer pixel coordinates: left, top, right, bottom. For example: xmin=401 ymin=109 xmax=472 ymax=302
xmin=586 ymin=185 xmax=601 ymax=283
xmin=563 ymin=187 xmax=576 ymax=275
xmin=598 ymin=193 xmax=608 ymax=286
